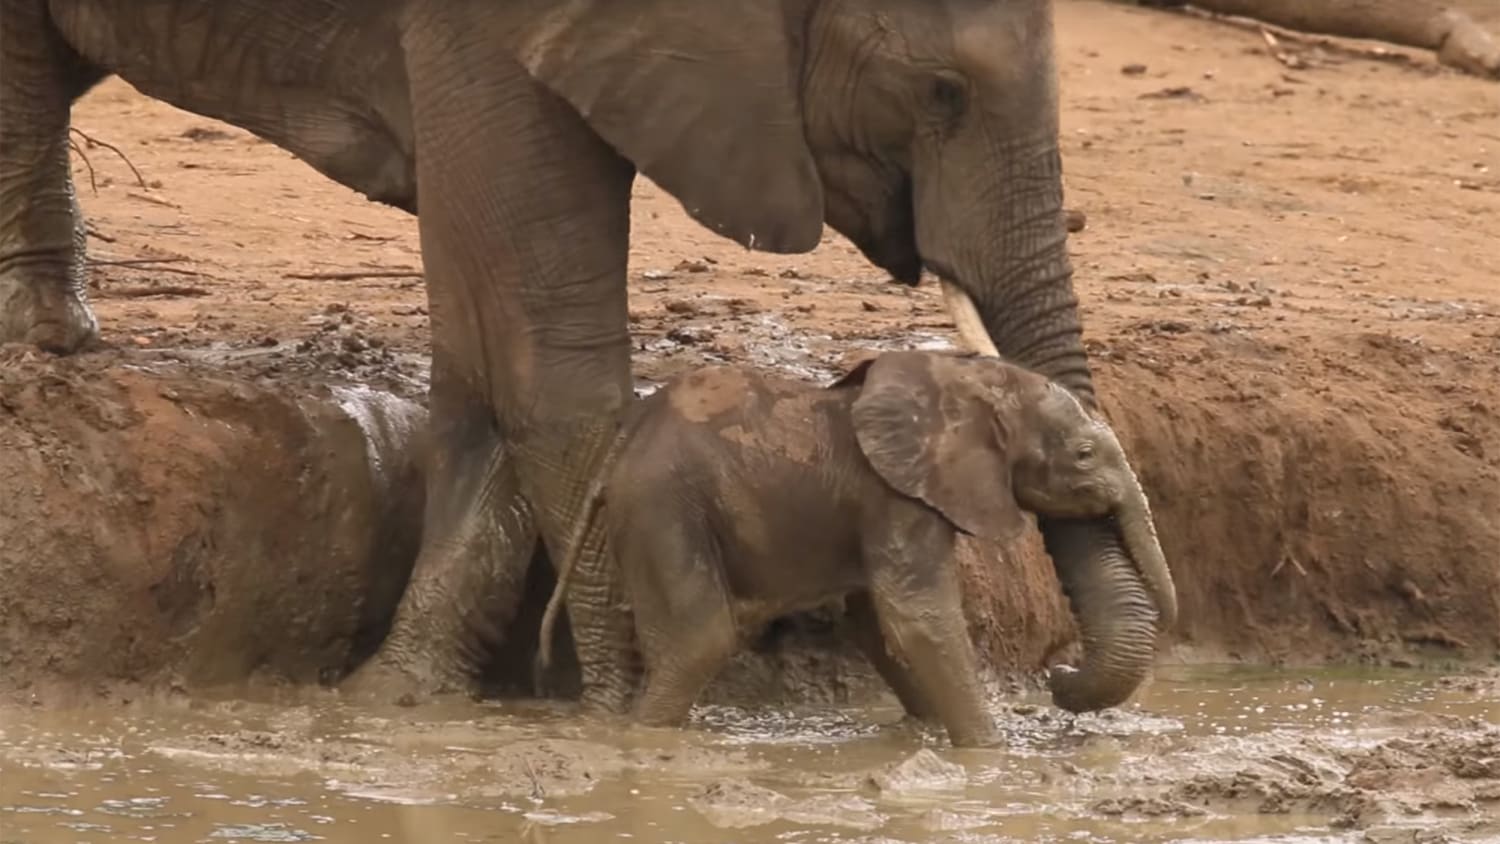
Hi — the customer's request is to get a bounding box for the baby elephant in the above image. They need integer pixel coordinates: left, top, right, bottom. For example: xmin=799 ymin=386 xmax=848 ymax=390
xmin=538 ymin=350 xmax=1174 ymax=747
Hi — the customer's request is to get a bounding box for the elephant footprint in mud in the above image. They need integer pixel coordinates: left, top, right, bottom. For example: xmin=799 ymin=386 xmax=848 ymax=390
xmin=539 ymin=350 xmax=1177 ymax=748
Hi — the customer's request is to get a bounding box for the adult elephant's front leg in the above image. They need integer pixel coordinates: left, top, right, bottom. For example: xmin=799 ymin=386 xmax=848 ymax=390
xmin=0 ymin=1 xmax=103 ymax=352
xmin=348 ymin=16 xmax=639 ymax=709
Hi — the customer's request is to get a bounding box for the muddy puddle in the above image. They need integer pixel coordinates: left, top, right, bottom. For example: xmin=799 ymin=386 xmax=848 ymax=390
xmin=2 ymin=666 xmax=1498 ymax=843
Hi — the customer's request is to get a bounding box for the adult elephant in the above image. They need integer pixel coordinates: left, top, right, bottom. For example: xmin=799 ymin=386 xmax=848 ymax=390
xmin=0 ymin=0 xmax=1173 ymax=713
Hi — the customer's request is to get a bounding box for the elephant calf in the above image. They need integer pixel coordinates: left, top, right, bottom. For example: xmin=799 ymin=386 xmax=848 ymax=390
xmin=538 ymin=350 xmax=1174 ymax=748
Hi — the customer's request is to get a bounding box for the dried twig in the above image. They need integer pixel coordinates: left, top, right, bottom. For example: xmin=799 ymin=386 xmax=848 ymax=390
xmin=92 ymin=256 xmax=192 ymax=268
xmin=85 ymin=223 xmax=117 ymax=243
xmin=131 ymin=264 xmax=205 ymax=278
xmin=521 ymin=757 xmax=545 ymax=801
xmin=91 ymin=255 xmax=206 ymax=278
xmin=126 ymin=191 xmax=180 ymax=209
xmin=68 ymin=136 xmax=99 ymax=194
xmin=1270 ymin=554 xmax=1307 ymax=577
xmin=1174 ymin=5 xmax=1425 ymax=70
xmin=69 ymin=127 xmax=148 ymax=188
xmin=100 ymin=284 xmax=210 ymax=299
xmin=1259 ymin=27 xmax=1307 ymax=69
xmin=284 ymin=269 xmax=425 ymax=281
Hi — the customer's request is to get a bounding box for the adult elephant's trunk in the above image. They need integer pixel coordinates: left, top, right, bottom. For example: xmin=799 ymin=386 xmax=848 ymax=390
xmin=930 ymin=139 xmax=1173 ymax=712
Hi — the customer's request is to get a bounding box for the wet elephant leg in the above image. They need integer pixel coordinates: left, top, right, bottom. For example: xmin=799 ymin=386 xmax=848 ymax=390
xmin=0 ymin=1 xmax=103 ymax=352
xmin=863 ymin=507 xmax=999 ymax=748
xmin=371 ymin=14 xmax=638 ymax=705
xmin=344 ymin=394 xmax=536 ymax=698
xmin=625 ymin=522 xmax=739 ymax=727
xmin=866 ymin=575 xmax=999 ymax=747
xmin=846 ymin=591 xmax=937 ymax=721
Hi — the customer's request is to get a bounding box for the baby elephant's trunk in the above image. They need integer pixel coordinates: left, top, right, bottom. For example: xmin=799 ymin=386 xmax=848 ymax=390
xmin=1045 ymin=425 xmax=1177 ymax=712
xmin=1043 ymin=517 xmax=1161 ymax=712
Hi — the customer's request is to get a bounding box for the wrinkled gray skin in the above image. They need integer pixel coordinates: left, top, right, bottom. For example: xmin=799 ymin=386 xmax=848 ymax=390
xmin=1 ymin=0 xmax=1175 ymax=712
xmin=536 ymin=352 xmax=1176 ymax=740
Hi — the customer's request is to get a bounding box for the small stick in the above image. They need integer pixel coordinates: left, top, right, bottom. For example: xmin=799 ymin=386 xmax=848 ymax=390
xmin=68 ymin=137 xmax=99 ymax=194
xmin=1270 ymin=554 xmax=1307 ymax=578
xmin=92 ymin=257 xmax=192 ymax=267
xmin=142 ymin=265 xmax=207 ymax=278
xmin=69 ymin=127 xmax=148 ymax=188
xmin=102 ymin=285 xmax=210 ymax=298
xmin=127 ymin=191 xmax=180 ymax=209
xmin=522 ymin=757 xmax=545 ymax=801
xmin=284 ymin=269 xmax=424 ymax=281
xmin=1176 ymin=6 xmax=1422 ymax=69
xmin=85 ymin=223 xmax=117 ymax=244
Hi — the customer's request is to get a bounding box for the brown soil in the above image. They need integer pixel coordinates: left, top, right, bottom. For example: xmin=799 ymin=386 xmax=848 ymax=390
xmin=0 ymin=348 xmax=427 ymax=705
xmin=6 ymin=0 xmax=1500 ymax=700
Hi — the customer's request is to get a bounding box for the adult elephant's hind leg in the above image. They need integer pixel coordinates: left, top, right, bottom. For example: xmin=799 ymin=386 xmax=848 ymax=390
xmin=0 ymin=0 xmax=103 ymax=352
xmin=343 ymin=401 xmax=538 ymax=699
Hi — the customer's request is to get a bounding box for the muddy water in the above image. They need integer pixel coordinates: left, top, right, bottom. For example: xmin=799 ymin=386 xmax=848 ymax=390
xmin=3 ymin=666 xmax=1498 ymax=843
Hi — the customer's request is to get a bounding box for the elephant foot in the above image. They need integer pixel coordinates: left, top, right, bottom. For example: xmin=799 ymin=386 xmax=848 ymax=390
xmin=341 ymin=424 xmax=539 ymax=705
xmin=0 ymin=270 xmax=98 ymax=353
xmin=579 ymin=674 xmax=636 ymax=714
xmin=342 ymin=652 xmax=479 ymax=705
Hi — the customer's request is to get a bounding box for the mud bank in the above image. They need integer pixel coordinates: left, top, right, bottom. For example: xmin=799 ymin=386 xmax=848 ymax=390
xmin=3 ymin=331 xmax=1497 ymax=706
xmin=0 ymin=348 xmax=427 ymax=704
xmin=1100 ymin=329 xmax=1500 ymax=667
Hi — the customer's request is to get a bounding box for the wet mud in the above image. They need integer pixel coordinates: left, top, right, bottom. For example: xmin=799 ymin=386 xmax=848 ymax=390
xmin=0 ymin=347 xmax=427 ymax=705
xmin=3 ymin=666 xmax=1498 ymax=842
xmin=5 ymin=320 xmax=1500 ymax=711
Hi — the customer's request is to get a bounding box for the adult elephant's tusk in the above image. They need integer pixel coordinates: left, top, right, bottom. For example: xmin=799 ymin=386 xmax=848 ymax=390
xmin=941 ymin=279 xmax=1001 ymax=358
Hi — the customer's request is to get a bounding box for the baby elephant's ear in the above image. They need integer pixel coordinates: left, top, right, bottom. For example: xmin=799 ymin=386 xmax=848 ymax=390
xmin=850 ymin=353 xmax=1028 ymax=543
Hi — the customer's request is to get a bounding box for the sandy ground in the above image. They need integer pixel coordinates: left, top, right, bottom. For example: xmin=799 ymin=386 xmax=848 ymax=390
xmin=10 ymin=1 xmax=1500 ymax=684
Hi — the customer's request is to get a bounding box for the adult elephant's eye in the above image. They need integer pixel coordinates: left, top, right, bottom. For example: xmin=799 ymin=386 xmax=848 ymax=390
xmin=928 ymin=74 xmax=969 ymax=120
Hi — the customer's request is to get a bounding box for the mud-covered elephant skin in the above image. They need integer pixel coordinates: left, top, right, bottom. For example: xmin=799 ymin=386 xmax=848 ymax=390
xmin=1 ymin=0 xmax=1170 ymax=710
xmin=537 ymin=351 xmax=1177 ymax=740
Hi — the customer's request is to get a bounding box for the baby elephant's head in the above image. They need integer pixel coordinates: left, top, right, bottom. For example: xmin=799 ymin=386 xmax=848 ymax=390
xmin=840 ymin=349 xmax=1173 ymax=626
xmin=840 ymin=350 xmax=1136 ymax=533
xmin=1009 ymin=381 xmax=1133 ymax=519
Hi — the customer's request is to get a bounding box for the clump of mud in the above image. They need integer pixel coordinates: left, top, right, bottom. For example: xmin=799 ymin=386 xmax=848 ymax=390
xmin=0 ymin=347 xmax=427 ymax=704
xmin=1081 ymin=723 xmax=1500 ymax=837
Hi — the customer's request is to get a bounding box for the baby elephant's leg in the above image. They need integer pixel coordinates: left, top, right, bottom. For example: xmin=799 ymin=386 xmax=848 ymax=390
xmin=862 ymin=511 xmax=1000 ymax=748
xmin=621 ymin=519 xmax=738 ymax=727
xmin=847 ymin=591 xmax=936 ymax=720
xmin=866 ymin=571 xmax=998 ymax=747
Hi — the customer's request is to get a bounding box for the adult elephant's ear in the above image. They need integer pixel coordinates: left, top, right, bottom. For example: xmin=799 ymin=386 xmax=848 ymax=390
xmin=851 ymin=353 xmax=1028 ymax=544
xmin=509 ymin=1 xmax=825 ymax=253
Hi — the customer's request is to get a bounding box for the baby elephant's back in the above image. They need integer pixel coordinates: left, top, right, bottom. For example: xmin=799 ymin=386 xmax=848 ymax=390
xmin=612 ymin=366 xmax=866 ymax=540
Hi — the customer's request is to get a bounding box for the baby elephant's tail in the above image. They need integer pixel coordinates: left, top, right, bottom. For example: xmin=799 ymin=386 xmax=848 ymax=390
xmin=532 ymin=425 xmax=630 ymax=697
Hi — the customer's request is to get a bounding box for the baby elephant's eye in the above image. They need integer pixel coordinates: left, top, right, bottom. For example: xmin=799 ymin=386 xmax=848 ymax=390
xmin=1076 ymin=443 xmax=1095 ymax=461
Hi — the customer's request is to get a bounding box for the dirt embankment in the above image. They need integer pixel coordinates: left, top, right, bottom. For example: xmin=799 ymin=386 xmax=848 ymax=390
xmin=1101 ymin=329 xmax=1500 ymax=665
xmin=2 ymin=329 xmax=1496 ymax=706
xmin=0 ymin=348 xmax=427 ymax=704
